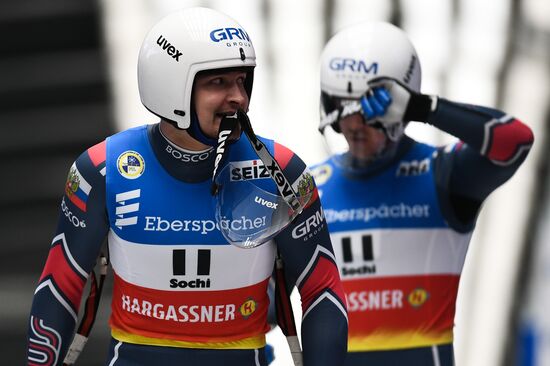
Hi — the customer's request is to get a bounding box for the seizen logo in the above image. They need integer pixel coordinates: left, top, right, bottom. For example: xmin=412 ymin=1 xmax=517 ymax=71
xmin=231 ymin=160 xmax=270 ymax=181
xmin=156 ymin=35 xmax=183 ymax=61
xmin=61 ymin=198 xmax=86 ymax=228
xmin=329 ymin=58 xmax=378 ymax=74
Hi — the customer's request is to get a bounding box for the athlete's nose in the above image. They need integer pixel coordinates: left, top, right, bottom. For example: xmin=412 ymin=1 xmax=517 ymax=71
xmin=227 ymin=83 xmax=249 ymax=110
xmin=347 ymin=113 xmax=365 ymax=130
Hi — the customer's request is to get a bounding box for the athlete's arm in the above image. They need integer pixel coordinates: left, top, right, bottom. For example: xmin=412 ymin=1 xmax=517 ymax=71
xmin=427 ymin=100 xmax=534 ymax=228
xmin=26 ymin=141 xmax=109 ymax=366
xmin=272 ymin=142 xmax=348 ymax=366
xmin=362 ymin=77 xmax=534 ymax=229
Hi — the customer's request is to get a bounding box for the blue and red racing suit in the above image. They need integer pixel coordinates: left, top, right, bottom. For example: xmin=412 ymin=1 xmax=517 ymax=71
xmin=26 ymin=123 xmax=348 ymax=366
xmin=310 ymin=99 xmax=534 ymax=366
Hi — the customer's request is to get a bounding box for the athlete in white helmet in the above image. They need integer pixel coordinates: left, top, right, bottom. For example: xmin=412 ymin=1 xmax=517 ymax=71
xmin=311 ymin=21 xmax=534 ymax=365
xmin=26 ymin=8 xmax=347 ymax=366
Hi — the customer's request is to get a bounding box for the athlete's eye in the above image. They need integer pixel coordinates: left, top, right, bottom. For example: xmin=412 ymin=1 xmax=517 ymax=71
xmin=210 ymin=77 xmax=224 ymax=85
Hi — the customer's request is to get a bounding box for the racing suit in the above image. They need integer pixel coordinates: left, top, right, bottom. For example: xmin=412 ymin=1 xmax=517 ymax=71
xmin=310 ymin=99 xmax=533 ymax=365
xmin=26 ymin=123 xmax=348 ymax=366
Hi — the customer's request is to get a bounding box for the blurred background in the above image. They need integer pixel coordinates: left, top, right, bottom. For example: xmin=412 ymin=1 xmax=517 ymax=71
xmin=1 ymin=0 xmax=548 ymax=365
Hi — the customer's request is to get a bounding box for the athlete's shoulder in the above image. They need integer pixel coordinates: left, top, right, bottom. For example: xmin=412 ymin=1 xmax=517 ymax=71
xmin=85 ymin=140 xmax=107 ymax=171
xmin=63 ymin=140 xmax=107 ymax=214
xmin=106 ymin=124 xmax=149 ymax=143
xmin=253 ymin=135 xmax=309 ymax=174
xmin=406 ymin=137 xmax=437 ymax=156
xmin=71 ymin=140 xmax=107 ymax=176
xmin=273 ymin=139 xmax=306 ymax=171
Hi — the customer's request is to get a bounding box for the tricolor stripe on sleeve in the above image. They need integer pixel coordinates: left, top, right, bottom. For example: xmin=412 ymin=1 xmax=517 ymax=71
xmin=481 ymin=116 xmax=534 ymax=166
xmin=37 ymin=234 xmax=88 ymax=318
xmin=295 ymin=245 xmax=347 ymax=320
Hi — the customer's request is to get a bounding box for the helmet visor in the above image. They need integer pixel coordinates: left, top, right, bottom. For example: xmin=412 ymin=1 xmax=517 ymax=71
xmin=213 ymin=163 xmax=312 ymax=249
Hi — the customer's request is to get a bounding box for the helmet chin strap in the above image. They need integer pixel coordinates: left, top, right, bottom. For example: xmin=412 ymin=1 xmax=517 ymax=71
xmin=187 ymin=110 xmax=218 ymax=147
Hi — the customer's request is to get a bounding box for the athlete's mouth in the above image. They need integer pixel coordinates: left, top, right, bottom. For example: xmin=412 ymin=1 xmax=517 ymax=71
xmin=350 ymin=133 xmax=367 ymax=142
xmin=216 ymin=111 xmax=237 ymax=119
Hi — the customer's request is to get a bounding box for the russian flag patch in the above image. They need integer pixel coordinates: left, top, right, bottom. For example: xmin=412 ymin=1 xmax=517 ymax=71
xmin=65 ymin=163 xmax=91 ymax=212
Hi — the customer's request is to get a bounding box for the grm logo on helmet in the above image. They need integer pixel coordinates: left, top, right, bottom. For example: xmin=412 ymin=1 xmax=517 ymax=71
xmin=210 ymin=27 xmax=250 ymax=43
xmin=329 ymin=58 xmax=378 ymax=74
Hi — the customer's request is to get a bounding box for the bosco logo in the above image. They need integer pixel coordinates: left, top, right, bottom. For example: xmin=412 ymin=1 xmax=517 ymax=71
xmin=239 ymin=298 xmax=257 ymax=318
xmin=117 ymin=151 xmax=145 ymax=179
xmin=408 ymin=288 xmax=429 ymax=308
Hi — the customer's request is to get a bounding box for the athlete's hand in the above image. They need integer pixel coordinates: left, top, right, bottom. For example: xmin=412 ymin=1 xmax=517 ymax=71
xmin=360 ymin=77 xmax=437 ymax=125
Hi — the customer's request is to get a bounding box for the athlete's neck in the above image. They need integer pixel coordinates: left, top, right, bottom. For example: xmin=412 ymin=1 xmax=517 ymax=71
xmin=148 ymin=123 xmax=215 ymax=183
xmin=159 ymin=120 xmax=210 ymax=151
xmin=337 ymin=136 xmax=414 ymax=178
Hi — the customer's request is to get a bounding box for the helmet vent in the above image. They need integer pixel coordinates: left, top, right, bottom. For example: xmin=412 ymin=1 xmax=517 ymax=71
xmin=239 ymin=47 xmax=246 ymax=61
xmin=347 ymin=81 xmax=353 ymax=94
xmin=174 ymin=110 xmax=186 ymax=116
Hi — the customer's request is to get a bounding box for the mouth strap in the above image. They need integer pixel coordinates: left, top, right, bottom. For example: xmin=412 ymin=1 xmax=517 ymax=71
xmin=211 ymin=113 xmax=239 ymax=195
xmin=211 ymin=110 xmax=303 ymax=214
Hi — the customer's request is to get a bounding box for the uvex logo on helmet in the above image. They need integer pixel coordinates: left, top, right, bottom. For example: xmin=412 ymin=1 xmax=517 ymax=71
xmin=403 ymin=54 xmax=417 ymax=84
xmin=329 ymin=58 xmax=378 ymax=74
xmin=156 ymin=35 xmax=183 ymax=61
xmin=210 ymin=27 xmax=251 ymax=43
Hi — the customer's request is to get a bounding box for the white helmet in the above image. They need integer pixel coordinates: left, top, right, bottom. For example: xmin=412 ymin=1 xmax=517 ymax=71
xmin=320 ymin=21 xmax=421 ymax=133
xmin=138 ymin=7 xmax=256 ymax=129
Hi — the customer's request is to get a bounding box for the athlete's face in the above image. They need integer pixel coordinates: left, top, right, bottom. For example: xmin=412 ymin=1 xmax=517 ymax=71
xmin=192 ymin=70 xmax=249 ymax=139
xmin=339 ymin=112 xmax=387 ymax=161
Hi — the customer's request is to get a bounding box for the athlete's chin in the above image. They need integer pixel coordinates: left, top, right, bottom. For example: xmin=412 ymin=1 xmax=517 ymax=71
xmin=210 ymin=116 xmax=242 ymax=140
xmin=205 ymin=118 xmax=222 ymax=138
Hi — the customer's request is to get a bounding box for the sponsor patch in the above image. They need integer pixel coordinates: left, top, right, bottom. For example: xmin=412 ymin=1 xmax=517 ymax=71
xmin=61 ymin=198 xmax=86 ymax=228
xmin=346 ymin=289 xmax=404 ymax=312
xmin=230 ymin=160 xmax=270 ymax=181
xmin=121 ymin=294 xmax=236 ymax=323
xmin=407 ymin=288 xmax=429 ymax=308
xmin=115 ymin=189 xmax=141 ymax=228
xmin=117 ymin=151 xmax=145 ymax=179
xmin=65 ymin=164 xmax=91 ymax=212
xmin=292 ymin=207 xmax=325 ymax=241
xmin=295 ymin=171 xmax=315 ymax=197
xmin=239 ymin=298 xmax=257 ymax=318
xmin=396 ymin=158 xmax=430 ymax=177
xmin=311 ymin=164 xmax=332 ymax=186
